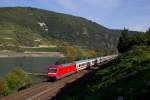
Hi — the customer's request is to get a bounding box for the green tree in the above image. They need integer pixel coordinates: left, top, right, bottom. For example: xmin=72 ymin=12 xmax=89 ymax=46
xmin=146 ymin=28 xmax=150 ymax=35
xmin=117 ymin=28 xmax=130 ymax=53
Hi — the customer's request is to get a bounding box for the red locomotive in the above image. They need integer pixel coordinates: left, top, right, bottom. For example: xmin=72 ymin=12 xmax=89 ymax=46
xmin=48 ymin=63 xmax=76 ymax=80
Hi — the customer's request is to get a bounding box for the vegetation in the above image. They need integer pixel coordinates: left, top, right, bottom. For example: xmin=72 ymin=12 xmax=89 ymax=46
xmin=55 ymin=29 xmax=150 ymax=100
xmin=0 ymin=68 xmax=32 ymax=97
xmin=118 ymin=28 xmax=150 ymax=53
xmin=0 ymin=22 xmax=57 ymax=50
xmin=22 ymin=47 xmax=58 ymax=52
xmin=56 ymin=46 xmax=150 ymax=100
xmin=56 ymin=43 xmax=104 ymax=64
xmin=117 ymin=28 xmax=130 ymax=53
xmin=0 ymin=7 xmax=122 ymax=51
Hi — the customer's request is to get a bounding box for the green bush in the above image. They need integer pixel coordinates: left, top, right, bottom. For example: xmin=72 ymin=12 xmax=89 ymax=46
xmin=0 ymin=68 xmax=32 ymax=97
xmin=5 ymin=68 xmax=32 ymax=91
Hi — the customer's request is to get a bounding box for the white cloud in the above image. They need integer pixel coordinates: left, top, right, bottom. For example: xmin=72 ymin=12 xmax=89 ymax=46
xmin=128 ymin=24 xmax=150 ymax=32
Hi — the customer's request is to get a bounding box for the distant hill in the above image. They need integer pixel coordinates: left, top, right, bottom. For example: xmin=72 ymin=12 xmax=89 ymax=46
xmin=0 ymin=7 xmax=125 ymax=51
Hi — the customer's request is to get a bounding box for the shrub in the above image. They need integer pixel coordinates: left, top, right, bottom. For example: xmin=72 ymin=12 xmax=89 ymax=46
xmin=4 ymin=68 xmax=32 ymax=95
xmin=0 ymin=68 xmax=32 ymax=97
xmin=0 ymin=79 xmax=11 ymax=97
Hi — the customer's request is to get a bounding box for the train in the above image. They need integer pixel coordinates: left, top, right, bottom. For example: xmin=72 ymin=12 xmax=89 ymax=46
xmin=48 ymin=55 xmax=117 ymax=80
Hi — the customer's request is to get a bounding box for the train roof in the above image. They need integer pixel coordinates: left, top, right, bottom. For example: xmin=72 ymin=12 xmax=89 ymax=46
xmin=60 ymin=63 xmax=75 ymax=67
xmin=48 ymin=62 xmax=74 ymax=68
xmin=74 ymin=58 xmax=96 ymax=64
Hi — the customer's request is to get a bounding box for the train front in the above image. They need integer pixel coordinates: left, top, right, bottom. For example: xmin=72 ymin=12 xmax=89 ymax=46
xmin=48 ymin=65 xmax=58 ymax=80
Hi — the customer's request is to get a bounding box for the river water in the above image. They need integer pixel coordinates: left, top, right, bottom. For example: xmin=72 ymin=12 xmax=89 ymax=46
xmin=0 ymin=57 xmax=59 ymax=82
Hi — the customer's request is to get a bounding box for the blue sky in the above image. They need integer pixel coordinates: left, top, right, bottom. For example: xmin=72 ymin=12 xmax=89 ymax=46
xmin=0 ymin=0 xmax=150 ymax=31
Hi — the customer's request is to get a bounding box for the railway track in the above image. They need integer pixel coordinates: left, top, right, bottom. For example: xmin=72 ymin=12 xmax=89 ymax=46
xmin=1 ymin=56 xmax=117 ymax=100
xmin=1 ymin=69 xmax=91 ymax=100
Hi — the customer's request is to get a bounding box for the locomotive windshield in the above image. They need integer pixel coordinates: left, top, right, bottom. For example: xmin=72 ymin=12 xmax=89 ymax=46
xmin=48 ymin=68 xmax=57 ymax=73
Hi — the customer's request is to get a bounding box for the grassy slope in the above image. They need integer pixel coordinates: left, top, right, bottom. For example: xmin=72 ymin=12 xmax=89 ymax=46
xmin=57 ymin=46 xmax=150 ymax=100
xmin=0 ymin=22 xmax=56 ymax=47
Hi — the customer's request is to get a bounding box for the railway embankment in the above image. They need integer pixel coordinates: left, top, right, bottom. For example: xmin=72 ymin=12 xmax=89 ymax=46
xmin=54 ymin=46 xmax=150 ymax=100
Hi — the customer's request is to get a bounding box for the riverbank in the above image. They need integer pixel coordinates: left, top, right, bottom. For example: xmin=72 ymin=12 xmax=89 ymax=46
xmin=0 ymin=50 xmax=64 ymax=58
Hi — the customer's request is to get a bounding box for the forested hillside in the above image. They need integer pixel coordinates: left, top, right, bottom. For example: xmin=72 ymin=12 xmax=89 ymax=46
xmin=0 ymin=7 xmax=121 ymax=51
